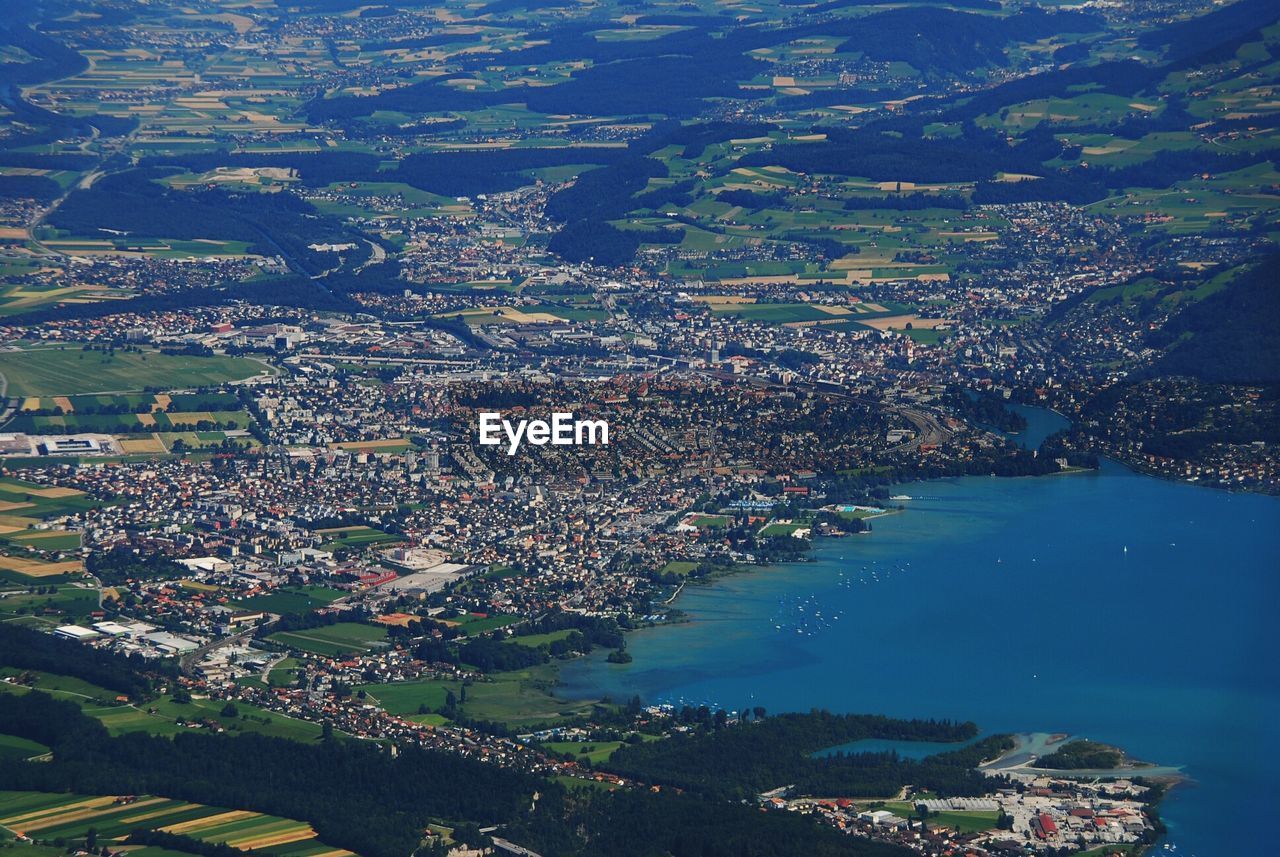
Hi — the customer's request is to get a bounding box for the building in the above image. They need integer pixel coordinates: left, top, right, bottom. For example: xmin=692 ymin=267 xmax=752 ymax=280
xmin=54 ymin=625 xmax=99 ymax=640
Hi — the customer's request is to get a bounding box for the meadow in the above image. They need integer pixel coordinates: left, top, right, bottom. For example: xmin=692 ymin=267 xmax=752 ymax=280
xmin=0 ymin=667 xmax=324 ymax=742
xmin=233 ymin=586 xmax=345 ymax=616
xmin=882 ymin=801 xmax=998 ymax=833
xmin=267 ymin=622 xmax=389 ymax=657
xmin=0 ymin=790 xmax=353 ymax=855
xmin=0 ymin=733 xmax=48 ymax=762
xmin=0 ymin=347 xmax=266 ymax=396
xmin=357 ymin=663 xmax=600 ymax=729
xmin=540 ymin=740 xmax=624 ymax=764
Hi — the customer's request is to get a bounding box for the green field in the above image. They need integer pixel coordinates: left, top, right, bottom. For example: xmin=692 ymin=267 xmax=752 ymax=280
xmin=267 ymin=622 xmax=389 ymax=656
xmin=450 ymin=613 xmax=521 ymax=634
xmin=0 ymin=669 xmax=323 ymax=741
xmin=459 ymin=665 xmax=601 ymax=729
xmin=234 ymin=586 xmax=345 ymax=615
xmin=359 ymin=664 xmax=600 ymax=729
xmin=539 ymin=740 xmax=623 ymax=764
xmin=8 ymin=409 xmax=251 ymax=434
xmin=405 ymin=712 xmax=450 ymax=727
xmin=266 ymin=657 xmax=303 ymax=688
xmin=356 ymin=678 xmax=458 ymax=716
xmin=89 ymin=696 xmax=324 ymax=741
xmin=758 ymin=521 xmax=808 ymax=537
xmin=0 ymin=733 xmax=49 ymax=761
xmin=315 ymin=526 xmax=403 ymax=553
xmin=658 ymin=560 xmax=699 ymax=577
xmin=0 ymin=478 xmax=102 ymax=518
xmin=0 ymin=347 xmax=266 ymax=396
xmin=505 ymin=629 xmax=575 ymax=648
xmin=711 ymin=303 xmax=832 ymax=323
xmin=0 ymin=585 xmax=99 ymax=624
xmin=883 ymin=802 xmax=999 ymax=833
xmin=0 ymin=790 xmax=349 ymax=853
xmin=0 ymin=531 xmax=82 ymax=551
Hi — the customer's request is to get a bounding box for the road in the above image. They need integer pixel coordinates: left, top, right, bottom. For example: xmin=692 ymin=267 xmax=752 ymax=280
xmin=179 ymin=623 xmax=266 ymax=675
xmin=356 ymin=238 xmax=386 ymax=270
xmin=0 ymin=371 xmax=14 ymax=429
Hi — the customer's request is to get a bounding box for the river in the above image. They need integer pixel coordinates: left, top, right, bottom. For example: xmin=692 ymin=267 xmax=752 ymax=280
xmin=558 ymin=412 xmax=1280 ymax=855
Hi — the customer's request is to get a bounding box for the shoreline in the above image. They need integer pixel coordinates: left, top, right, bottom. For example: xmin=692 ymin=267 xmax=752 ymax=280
xmin=555 ymin=470 xmax=1185 ymax=853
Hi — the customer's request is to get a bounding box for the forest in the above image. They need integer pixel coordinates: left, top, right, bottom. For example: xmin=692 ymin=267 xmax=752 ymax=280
xmin=0 ymin=692 xmax=918 ymax=857
xmin=0 ymin=623 xmax=175 ymax=700
xmin=1032 ymin=739 xmax=1123 ymax=770
xmin=737 ymin=124 xmax=1058 ymax=184
xmin=603 ymin=710 xmax=1006 ymax=799
xmin=944 ymin=386 xmax=1029 ymax=434
xmin=49 ymin=169 xmax=364 ymax=276
xmin=0 ymin=174 xmax=62 ymax=202
xmin=1147 ymin=255 xmax=1280 ymax=384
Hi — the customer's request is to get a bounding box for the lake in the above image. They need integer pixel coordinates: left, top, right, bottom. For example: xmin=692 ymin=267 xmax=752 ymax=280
xmin=559 ymin=452 xmax=1280 ymax=855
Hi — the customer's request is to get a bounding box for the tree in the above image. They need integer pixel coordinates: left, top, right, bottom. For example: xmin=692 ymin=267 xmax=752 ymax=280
xmin=220 ymin=702 xmax=238 ymax=718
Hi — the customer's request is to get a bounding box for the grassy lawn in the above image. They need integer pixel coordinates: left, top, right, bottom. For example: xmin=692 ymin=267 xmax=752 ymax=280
xmin=451 ymin=613 xmax=521 ymax=634
xmin=0 ymin=346 xmax=265 ymax=396
xmin=883 ymin=802 xmax=998 ymax=833
xmin=658 ymin=560 xmax=699 ymax=576
xmin=711 ymin=303 xmax=832 ymax=323
xmin=0 ymin=733 xmax=49 ymax=761
xmin=505 ymin=629 xmax=575 ymax=648
xmin=267 ymin=657 xmax=303 ymax=688
xmin=898 ymin=327 xmax=948 ymax=345
xmin=0 ymin=669 xmax=321 ymax=741
xmin=759 ymin=521 xmax=807 ymax=537
xmin=1 ymin=532 xmax=82 ymax=551
xmin=357 ymin=665 xmax=604 ymax=729
xmin=0 ymin=667 xmax=119 ymax=703
xmin=357 ymin=678 xmax=458 ymax=716
xmin=460 ymin=664 xmax=601 ymax=729
xmin=540 ymin=740 xmax=623 ymax=764
xmin=267 ymin=622 xmax=389 ymax=656
xmin=0 ymin=585 xmax=99 ymax=624
xmin=94 ymin=696 xmax=324 ymax=741
xmin=233 ymin=586 xmax=345 ymax=615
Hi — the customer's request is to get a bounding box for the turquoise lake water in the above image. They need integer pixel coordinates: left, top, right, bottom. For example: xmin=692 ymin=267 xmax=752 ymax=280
xmin=559 ymin=432 xmax=1280 ymax=854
